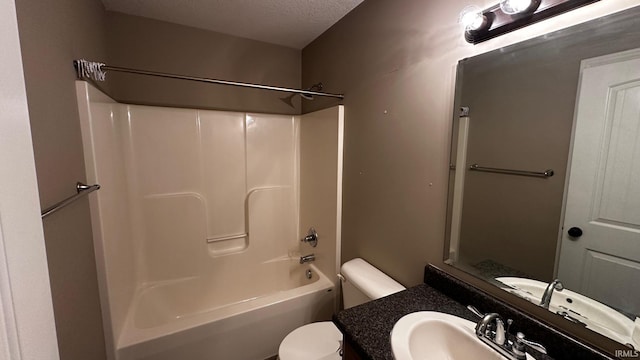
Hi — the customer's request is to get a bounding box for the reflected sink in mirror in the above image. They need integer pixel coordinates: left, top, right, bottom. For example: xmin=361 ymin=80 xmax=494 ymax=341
xmin=496 ymin=277 xmax=639 ymax=349
xmin=391 ymin=312 xmax=535 ymax=360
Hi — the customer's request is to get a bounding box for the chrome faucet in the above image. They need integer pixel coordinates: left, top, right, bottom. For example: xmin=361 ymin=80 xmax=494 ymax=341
xmin=476 ymin=312 xmax=506 ymax=345
xmin=468 ymin=305 xmax=547 ymax=360
xmin=300 ymin=254 xmax=315 ymax=264
xmin=540 ymin=279 xmax=564 ymax=309
xmin=468 ymin=305 xmax=506 ymax=348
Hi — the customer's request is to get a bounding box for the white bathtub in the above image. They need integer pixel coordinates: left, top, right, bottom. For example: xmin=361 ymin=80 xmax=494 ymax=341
xmin=117 ymin=259 xmax=336 ymax=360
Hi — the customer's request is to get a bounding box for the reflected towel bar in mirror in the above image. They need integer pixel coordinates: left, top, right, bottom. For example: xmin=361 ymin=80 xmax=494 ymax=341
xmin=469 ymin=164 xmax=554 ymax=178
xmin=41 ymin=182 xmax=101 ymax=218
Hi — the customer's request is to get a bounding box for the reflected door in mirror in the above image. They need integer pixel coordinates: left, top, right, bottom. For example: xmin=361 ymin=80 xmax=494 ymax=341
xmin=558 ymin=49 xmax=640 ymax=316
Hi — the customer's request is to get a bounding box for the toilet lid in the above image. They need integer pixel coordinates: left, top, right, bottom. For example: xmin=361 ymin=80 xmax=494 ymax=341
xmin=279 ymin=321 xmax=342 ymax=360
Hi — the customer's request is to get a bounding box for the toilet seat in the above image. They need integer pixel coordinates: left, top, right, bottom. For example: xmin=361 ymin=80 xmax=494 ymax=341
xmin=278 ymin=321 xmax=342 ymax=360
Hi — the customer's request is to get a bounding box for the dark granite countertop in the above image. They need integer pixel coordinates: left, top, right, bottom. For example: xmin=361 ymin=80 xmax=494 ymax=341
xmin=334 ymin=284 xmax=478 ymax=360
xmin=334 ymin=283 xmax=553 ymax=360
xmin=333 ymin=265 xmax=614 ymax=360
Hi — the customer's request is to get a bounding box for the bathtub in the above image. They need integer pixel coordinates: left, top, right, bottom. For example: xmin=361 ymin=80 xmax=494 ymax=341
xmin=117 ymin=259 xmax=336 ymax=360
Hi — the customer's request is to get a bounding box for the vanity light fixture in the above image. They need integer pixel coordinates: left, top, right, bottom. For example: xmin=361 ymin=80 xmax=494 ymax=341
xmin=461 ymin=0 xmax=600 ymax=44
xmin=460 ymin=5 xmax=491 ymax=43
xmin=460 ymin=5 xmax=488 ymax=31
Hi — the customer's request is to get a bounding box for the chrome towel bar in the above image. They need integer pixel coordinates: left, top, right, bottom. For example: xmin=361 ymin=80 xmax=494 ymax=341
xmin=41 ymin=182 xmax=101 ymax=218
xmin=469 ymin=164 xmax=554 ymax=178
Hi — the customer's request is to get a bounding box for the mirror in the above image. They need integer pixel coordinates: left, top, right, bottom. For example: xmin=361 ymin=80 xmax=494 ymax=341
xmin=445 ymin=5 xmax=640 ymax=349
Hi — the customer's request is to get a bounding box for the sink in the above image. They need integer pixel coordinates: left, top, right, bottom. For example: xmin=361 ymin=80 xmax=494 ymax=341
xmin=391 ymin=311 xmax=535 ymax=360
xmin=496 ymin=277 xmax=637 ymax=348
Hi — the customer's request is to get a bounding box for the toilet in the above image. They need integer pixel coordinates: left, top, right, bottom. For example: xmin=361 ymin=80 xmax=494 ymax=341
xmin=278 ymin=258 xmax=406 ymax=360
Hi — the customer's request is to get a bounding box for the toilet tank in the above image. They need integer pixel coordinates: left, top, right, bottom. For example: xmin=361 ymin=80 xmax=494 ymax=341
xmin=340 ymin=258 xmax=405 ymax=309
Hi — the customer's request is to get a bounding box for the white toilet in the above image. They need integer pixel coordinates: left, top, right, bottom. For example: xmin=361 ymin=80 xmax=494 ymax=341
xmin=278 ymin=258 xmax=406 ymax=360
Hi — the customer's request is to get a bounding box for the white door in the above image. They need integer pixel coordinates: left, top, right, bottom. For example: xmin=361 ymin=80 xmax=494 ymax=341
xmin=558 ymin=49 xmax=640 ymax=316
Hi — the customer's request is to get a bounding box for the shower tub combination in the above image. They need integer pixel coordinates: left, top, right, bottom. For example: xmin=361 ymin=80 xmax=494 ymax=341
xmin=76 ymin=82 xmax=344 ymax=359
xmin=118 ymin=259 xmax=334 ymax=360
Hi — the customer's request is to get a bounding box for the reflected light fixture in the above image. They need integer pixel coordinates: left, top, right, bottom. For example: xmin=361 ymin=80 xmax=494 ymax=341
xmin=460 ymin=0 xmax=600 ymax=44
xmin=499 ymin=0 xmax=539 ymax=15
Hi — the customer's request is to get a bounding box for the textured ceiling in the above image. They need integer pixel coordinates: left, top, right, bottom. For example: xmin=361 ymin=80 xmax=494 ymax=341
xmin=101 ymin=0 xmax=364 ymax=49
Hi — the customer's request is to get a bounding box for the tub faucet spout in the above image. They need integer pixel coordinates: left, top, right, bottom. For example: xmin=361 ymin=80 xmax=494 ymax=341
xmin=300 ymin=254 xmax=315 ymax=264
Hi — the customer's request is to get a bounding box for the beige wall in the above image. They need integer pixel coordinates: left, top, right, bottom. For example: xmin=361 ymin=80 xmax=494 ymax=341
xmin=106 ymin=12 xmax=302 ymax=115
xmin=302 ymin=0 xmax=640 ymax=286
xmin=15 ymin=0 xmax=109 ymax=359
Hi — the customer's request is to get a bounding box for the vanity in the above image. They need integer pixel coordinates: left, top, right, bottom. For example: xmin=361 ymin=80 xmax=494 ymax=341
xmin=336 ymin=5 xmax=640 ymax=360
xmin=335 ymin=265 xmax=608 ymax=360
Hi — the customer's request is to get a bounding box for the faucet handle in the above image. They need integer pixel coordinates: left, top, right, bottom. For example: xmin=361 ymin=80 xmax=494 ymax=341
xmin=467 ymin=305 xmax=485 ymax=318
xmin=514 ymin=332 xmax=547 ymax=356
xmin=300 ymin=227 xmax=318 ymax=247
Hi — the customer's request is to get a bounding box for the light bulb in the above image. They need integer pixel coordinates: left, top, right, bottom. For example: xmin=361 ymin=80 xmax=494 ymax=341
xmin=459 ymin=5 xmax=487 ymax=31
xmin=500 ymin=0 xmax=534 ymax=14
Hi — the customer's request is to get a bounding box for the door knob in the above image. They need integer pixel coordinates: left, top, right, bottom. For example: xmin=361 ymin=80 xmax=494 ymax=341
xmin=568 ymin=227 xmax=583 ymax=238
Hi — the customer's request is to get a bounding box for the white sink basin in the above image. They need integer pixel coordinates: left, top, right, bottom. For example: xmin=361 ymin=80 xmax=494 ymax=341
xmin=496 ymin=277 xmax=637 ymax=348
xmin=391 ymin=311 xmax=534 ymax=360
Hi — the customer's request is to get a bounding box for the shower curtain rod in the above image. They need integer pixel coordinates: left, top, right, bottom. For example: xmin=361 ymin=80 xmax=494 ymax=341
xmin=73 ymin=59 xmax=344 ymax=99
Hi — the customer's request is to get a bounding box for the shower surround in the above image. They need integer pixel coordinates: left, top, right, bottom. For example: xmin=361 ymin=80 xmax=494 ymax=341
xmin=76 ymin=82 xmax=343 ymax=359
